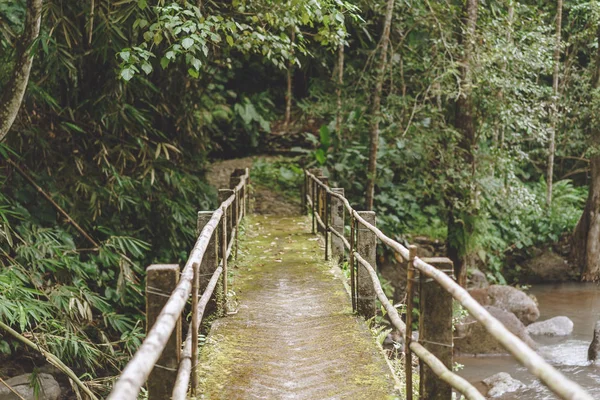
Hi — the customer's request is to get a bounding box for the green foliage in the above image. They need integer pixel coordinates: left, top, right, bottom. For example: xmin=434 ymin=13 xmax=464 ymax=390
xmin=251 ymin=157 xmax=304 ymax=197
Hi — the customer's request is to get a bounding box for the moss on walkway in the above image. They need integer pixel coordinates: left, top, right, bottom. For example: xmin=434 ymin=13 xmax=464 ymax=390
xmin=195 ymin=215 xmax=398 ymax=399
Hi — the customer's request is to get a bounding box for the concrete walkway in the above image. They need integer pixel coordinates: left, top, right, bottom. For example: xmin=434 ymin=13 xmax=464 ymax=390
xmin=196 ymin=215 xmax=397 ymax=399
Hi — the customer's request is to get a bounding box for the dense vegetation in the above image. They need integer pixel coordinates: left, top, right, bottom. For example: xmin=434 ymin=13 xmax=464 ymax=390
xmin=0 ymin=0 xmax=598 ymax=395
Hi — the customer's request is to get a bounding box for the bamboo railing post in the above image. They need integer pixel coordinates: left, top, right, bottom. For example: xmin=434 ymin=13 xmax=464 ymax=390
xmin=302 ymin=170 xmax=308 ymax=215
xmin=146 ymin=264 xmax=181 ymax=400
xmin=229 ymin=172 xmax=242 ymax=259
xmin=325 ymin=190 xmax=330 ymax=261
xmin=349 ymin=215 xmax=356 ymax=312
xmin=331 ymin=188 xmax=345 ymax=263
xmin=419 ymin=257 xmax=454 ymax=400
xmin=311 ymin=176 xmax=316 ymax=234
xmin=197 ymin=211 xmax=219 ymax=318
xmin=356 ymin=211 xmax=376 ymax=319
xmin=405 ymin=245 xmax=418 ymax=400
xmin=190 ymin=262 xmax=200 ymax=395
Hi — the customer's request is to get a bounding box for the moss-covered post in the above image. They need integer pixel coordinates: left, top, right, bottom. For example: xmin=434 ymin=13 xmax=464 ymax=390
xmin=197 ymin=211 xmax=219 ymax=318
xmin=331 ymin=188 xmax=345 ymax=263
xmin=146 ymin=264 xmax=180 ymax=400
xmin=356 ymin=211 xmax=376 ymax=319
xmin=317 ymin=176 xmax=328 ymax=234
xmin=419 ymin=257 xmax=454 ymax=400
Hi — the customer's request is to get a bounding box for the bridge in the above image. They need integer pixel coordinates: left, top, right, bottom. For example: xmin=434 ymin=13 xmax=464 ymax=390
xmin=107 ymin=167 xmax=593 ymax=400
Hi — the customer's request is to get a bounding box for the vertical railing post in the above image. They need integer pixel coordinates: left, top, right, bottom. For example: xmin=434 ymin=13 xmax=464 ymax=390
xmin=325 ymin=190 xmax=330 ymax=261
xmin=317 ymin=176 xmax=328 ymax=234
xmin=330 ymin=188 xmax=345 ymax=263
xmin=302 ymin=170 xmax=308 ymax=215
xmin=419 ymin=257 xmax=455 ymax=400
xmin=197 ymin=211 xmax=218 ymax=317
xmin=190 ymin=262 xmax=199 ymax=395
xmin=356 ymin=211 xmax=376 ymax=319
xmin=229 ymin=171 xmax=242 ymax=259
xmin=405 ymin=245 xmax=418 ymax=400
xmin=311 ymin=175 xmax=316 ymax=234
xmin=146 ymin=264 xmax=181 ymax=400
xmin=349 ymin=214 xmax=356 ymax=312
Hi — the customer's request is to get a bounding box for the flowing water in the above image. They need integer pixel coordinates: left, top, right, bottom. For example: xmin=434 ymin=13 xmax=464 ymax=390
xmin=457 ymin=283 xmax=600 ymax=399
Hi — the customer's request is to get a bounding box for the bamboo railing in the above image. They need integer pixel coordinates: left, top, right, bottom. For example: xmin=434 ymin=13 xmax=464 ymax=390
xmin=304 ymin=169 xmax=593 ymax=400
xmin=107 ymin=168 xmax=249 ymax=400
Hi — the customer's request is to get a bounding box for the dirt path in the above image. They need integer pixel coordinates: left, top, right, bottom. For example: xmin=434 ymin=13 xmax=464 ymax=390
xmin=206 ymin=157 xmax=301 ymax=216
xmin=196 ymin=215 xmax=397 ymax=399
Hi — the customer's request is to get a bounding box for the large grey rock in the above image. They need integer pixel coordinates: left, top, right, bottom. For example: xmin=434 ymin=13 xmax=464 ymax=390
xmin=483 ymin=372 xmax=525 ymax=398
xmin=588 ymin=320 xmax=600 ymax=361
xmin=527 ymin=316 xmax=573 ymax=336
xmin=0 ymin=373 xmax=60 ymax=400
xmin=468 ymin=268 xmax=489 ymax=289
xmin=454 ymin=306 xmax=537 ymax=355
xmin=470 ymin=285 xmax=540 ymax=326
xmin=520 ymin=250 xmax=578 ymax=283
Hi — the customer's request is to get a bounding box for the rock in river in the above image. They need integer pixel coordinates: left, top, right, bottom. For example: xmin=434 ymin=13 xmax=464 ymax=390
xmin=483 ymin=372 xmax=525 ymax=398
xmin=527 ymin=316 xmax=573 ymax=336
xmin=454 ymin=306 xmax=537 ymax=355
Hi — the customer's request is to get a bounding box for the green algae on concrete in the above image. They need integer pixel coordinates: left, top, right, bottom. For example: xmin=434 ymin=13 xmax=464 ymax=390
xmin=196 ymin=215 xmax=398 ymax=399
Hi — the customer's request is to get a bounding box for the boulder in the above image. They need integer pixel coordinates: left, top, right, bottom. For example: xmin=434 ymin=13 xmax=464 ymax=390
xmin=454 ymin=306 xmax=537 ymax=355
xmin=467 ymin=268 xmax=489 ymax=289
xmin=470 ymin=285 xmax=540 ymax=326
xmin=0 ymin=373 xmax=60 ymax=400
xmin=588 ymin=320 xmax=600 ymax=362
xmin=483 ymin=372 xmax=525 ymax=398
xmin=527 ymin=316 xmax=573 ymax=336
xmin=520 ymin=250 xmax=578 ymax=283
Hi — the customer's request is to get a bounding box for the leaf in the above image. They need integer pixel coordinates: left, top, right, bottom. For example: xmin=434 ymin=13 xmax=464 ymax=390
xmin=119 ymin=51 xmax=130 ymax=62
xmin=319 ymin=125 xmax=331 ymax=148
xmin=120 ymin=68 xmax=135 ymax=81
xmin=182 ymin=37 xmax=194 ymax=49
xmin=226 ymin=35 xmax=234 ymax=46
xmin=188 ymin=68 xmax=199 ymax=78
xmin=137 ymin=0 xmax=147 ymax=9
xmin=160 ymin=57 xmax=169 ymax=69
xmin=141 ymin=62 xmax=153 ymax=75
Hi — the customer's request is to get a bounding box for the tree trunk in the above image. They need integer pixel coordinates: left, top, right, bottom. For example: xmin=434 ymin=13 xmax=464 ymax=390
xmin=0 ymin=0 xmax=43 ymax=142
xmin=546 ymin=0 xmax=563 ymax=206
xmin=284 ymin=29 xmax=295 ymax=131
xmin=365 ymin=0 xmax=395 ymax=211
xmin=335 ymin=43 xmax=344 ymax=136
xmin=447 ymin=0 xmax=478 ymax=287
xmin=573 ymin=25 xmax=600 ymax=281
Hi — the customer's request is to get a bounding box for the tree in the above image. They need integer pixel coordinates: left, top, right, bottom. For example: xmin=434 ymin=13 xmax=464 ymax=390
xmin=365 ymin=0 xmax=395 ymax=211
xmin=573 ymin=24 xmax=600 ymax=282
xmin=0 ymin=0 xmax=43 ymax=142
xmin=446 ymin=0 xmax=478 ymax=287
xmin=546 ymin=0 xmax=563 ymax=206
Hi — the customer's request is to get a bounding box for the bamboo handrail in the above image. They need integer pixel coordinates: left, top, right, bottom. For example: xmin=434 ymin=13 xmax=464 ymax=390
xmin=306 ymin=169 xmax=593 ymax=400
xmin=108 ymin=170 xmax=249 ymax=400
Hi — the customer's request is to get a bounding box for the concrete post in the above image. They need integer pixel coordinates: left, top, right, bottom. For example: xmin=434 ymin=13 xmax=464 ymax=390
xmin=197 ymin=211 xmax=219 ymax=317
xmin=146 ymin=264 xmax=181 ymax=400
xmin=331 ymin=188 xmax=345 ymax=263
xmin=419 ymin=257 xmax=455 ymax=400
xmin=356 ymin=211 xmax=376 ymax=319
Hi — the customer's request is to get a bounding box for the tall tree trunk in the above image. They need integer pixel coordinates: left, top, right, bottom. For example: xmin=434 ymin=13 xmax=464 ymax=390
xmin=284 ymin=29 xmax=295 ymax=131
xmin=335 ymin=43 xmax=345 ymax=135
xmin=447 ymin=0 xmax=478 ymax=287
xmin=365 ymin=0 xmax=395 ymax=210
xmin=546 ymin=0 xmax=563 ymax=206
xmin=0 ymin=0 xmax=43 ymax=142
xmin=572 ymin=25 xmax=600 ymax=281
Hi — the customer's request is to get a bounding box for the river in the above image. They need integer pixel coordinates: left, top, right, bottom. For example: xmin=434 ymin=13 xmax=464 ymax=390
xmin=457 ymin=283 xmax=600 ymax=399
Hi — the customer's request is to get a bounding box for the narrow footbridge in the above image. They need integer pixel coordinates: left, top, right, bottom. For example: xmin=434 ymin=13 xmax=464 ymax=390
xmin=107 ymin=168 xmax=593 ymax=400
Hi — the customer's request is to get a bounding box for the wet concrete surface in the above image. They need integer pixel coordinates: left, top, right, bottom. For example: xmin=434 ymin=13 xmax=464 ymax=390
xmin=196 ymin=215 xmax=397 ymax=399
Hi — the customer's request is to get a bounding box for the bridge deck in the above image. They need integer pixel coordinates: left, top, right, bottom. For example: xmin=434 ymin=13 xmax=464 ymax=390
xmin=196 ymin=215 xmax=397 ymax=399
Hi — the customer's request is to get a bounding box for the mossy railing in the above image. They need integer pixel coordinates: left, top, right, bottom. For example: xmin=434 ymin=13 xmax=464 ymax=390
xmin=304 ymin=169 xmax=592 ymax=400
xmin=107 ymin=168 xmax=249 ymax=400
